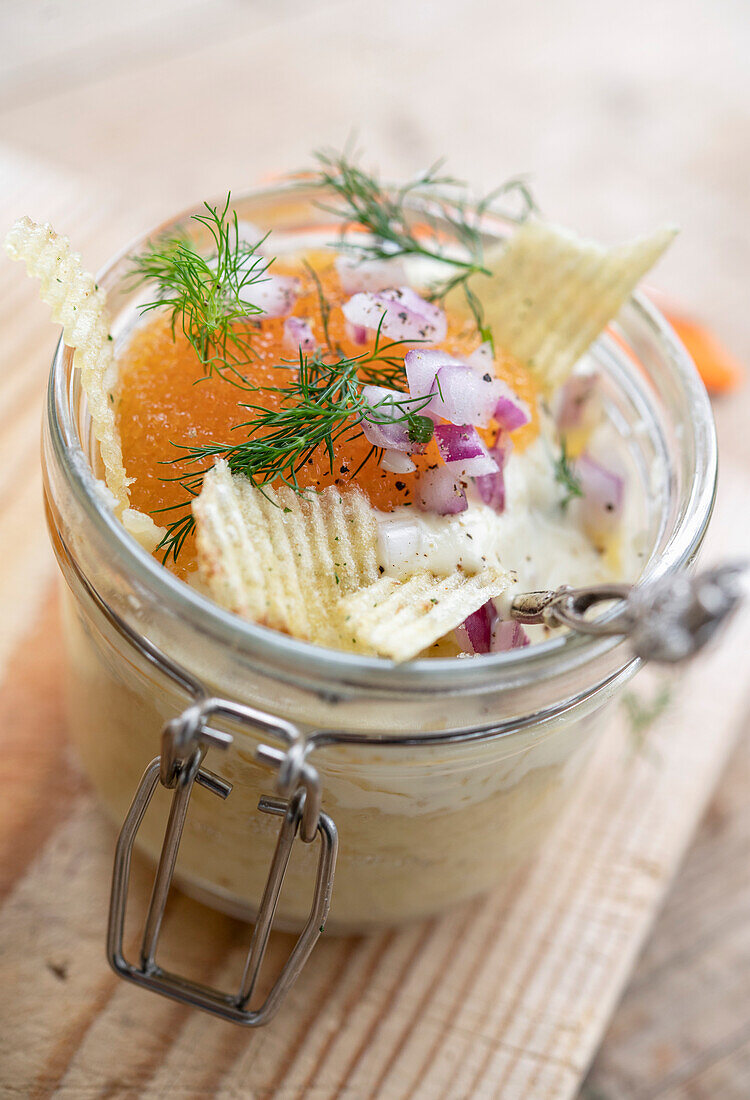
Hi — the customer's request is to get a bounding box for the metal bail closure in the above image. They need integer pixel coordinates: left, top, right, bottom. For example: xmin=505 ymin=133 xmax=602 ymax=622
xmin=107 ymin=697 xmax=338 ymax=1026
xmin=509 ymin=563 xmax=746 ymax=663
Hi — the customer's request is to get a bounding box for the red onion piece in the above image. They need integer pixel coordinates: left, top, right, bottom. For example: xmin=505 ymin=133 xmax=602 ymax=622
xmin=405 ymin=348 xmax=464 ymax=404
xmin=416 ymin=466 xmax=467 ymax=515
xmin=381 ymin=449 xmax=416 ymax=474
xmin=345 ymin=320 xmax=369 ymax=346
xmin=473 ymin=433 xmax=513 ymax=512
xmin=244 ymin=274 xmax=300 ymax=318
xmin=283 ymin=316 xmax=316 ymax=352
xmin=493 ymin=381 xmax=531 ymax=432
xmin=434 ymin=425 xmax=499 ymax=477
xmin=455 ymin=600 xmax=498 ymax=654
xmin=575 ymin=452 xmax=625 ymax=530
xmin=405 ymin=352 xmax=528 ymax=430
xmin=430 ymin=364 xmax=505 ymax=427
xmin=361 ymin=385 xmax=428 ymax=453
xmin=335 ymin=254 xmax=408 ymax=294
xmin=491 ymin=620 xmax=530 ymax=652
xmin=556 ymin=372 xmax=598 ymax=432
xmin=342 ymin=288 xmax=447 ymax=344
xmin=378 ymin=518 xmax=423 ymax=573
xmin=467 ymin=341 xmax=495 ymax=372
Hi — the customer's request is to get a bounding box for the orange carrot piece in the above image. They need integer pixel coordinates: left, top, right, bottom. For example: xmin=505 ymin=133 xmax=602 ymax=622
xmin=664 ymin=310 xmax=744 ymax=395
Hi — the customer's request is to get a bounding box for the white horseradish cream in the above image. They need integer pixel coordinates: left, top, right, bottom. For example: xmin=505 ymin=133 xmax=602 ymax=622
xmin=376 ymin=432 xmax=639 ymax=609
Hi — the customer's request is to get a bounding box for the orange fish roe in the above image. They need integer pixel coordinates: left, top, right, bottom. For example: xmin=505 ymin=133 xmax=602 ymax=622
xmin=117 ymin=253 xmax=539 ymax=571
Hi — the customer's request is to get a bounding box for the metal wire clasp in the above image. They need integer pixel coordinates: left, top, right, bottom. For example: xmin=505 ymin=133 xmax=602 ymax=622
xmin=510 ymin=563 xmax=746 ymax=662
xmin=107 ymin=696 xmax=337 ymax=1026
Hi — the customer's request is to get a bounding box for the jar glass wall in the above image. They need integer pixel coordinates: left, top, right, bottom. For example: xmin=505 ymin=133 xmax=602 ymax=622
xmin=42 ymin=186 xmax=717 ymax=931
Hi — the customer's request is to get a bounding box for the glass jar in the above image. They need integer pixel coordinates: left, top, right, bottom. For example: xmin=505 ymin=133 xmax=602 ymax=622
xmin=41 ymin=185 xmax=717 ymax=940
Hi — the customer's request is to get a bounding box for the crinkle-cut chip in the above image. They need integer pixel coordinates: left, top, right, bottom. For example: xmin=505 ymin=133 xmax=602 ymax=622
xmin=338 ymin=568 xmax=511 ymax=663
xmin=193 ymin=460 xmax=379 ymax=650
xmin=463 ymin=219 xmax=676 ymax=390
xmin=122 ymin=508 xmax=167 ymax=554
xmin=5 ymin=216 xmax=131 ymax=510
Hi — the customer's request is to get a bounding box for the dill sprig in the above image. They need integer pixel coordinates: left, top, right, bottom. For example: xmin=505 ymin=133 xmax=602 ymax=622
xmin=304 ymin=146 xmax=536 ymax=344
xmin=554 ymin=438 xmax=584 ymax=508
xmin=128 ymin=195 xmax=272 ymax=387
xmin=154 ymin=325 xmax=432 ymax=563
xmin=302 ymin=258 xmax=337 ymax=354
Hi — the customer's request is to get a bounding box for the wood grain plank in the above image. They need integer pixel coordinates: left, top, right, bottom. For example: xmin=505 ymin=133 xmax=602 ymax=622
xmin=0 ymin=23 xmax=749 ymax=1087
xmin=0 ymin=589 xmax=82 ymax=902
xmin=583 ymin=723 xmax=750 ymax=1100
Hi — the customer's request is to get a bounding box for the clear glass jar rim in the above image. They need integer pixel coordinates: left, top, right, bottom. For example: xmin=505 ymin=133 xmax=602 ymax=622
xmin=47 ymin=183 xmax=718 ymax=697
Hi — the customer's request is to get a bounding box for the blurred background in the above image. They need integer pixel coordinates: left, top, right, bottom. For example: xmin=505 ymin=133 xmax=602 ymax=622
xmin=1 ymin=1 xmax=748 ymax=1096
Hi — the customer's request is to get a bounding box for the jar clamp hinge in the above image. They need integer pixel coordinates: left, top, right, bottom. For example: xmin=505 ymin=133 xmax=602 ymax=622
xmin=107 ymin=696 xmax=337 ymax=1026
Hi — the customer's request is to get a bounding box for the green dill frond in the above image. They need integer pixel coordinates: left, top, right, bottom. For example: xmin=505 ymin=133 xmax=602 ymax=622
xmin=554 ymin=438 xmax=584 ymax=508
xmin=154 ymin=327 xmax=431 ymax=563
xmin=128 ymin=194 xmax=272 ymax=387
xmin=302 ymin=258 xmax=336 ymax=354
xmin=300 ymin=146 xmax=537 ymax=344
xmin=131 ymin=150 xmax=541 ymax=564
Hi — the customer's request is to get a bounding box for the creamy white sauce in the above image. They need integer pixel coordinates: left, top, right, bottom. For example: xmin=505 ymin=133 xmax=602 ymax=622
xmin=377 ymin=429 xmax=639 ymax=610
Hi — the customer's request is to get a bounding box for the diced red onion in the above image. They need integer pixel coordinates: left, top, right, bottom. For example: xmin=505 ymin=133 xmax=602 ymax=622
xmin=430 ymin=364 xmax=505 ymax=427
xmin=243 ymin=274 xmax=300 ymax=318
xmin=335 ymin=254 xmax=408 ymax=294
xmin=405 ymin=348 xmax=465 ymax=404
xmin=455 ymin=600 xmax=498 ymax=654
xmin=473 ymin=433 xmax=513 ymax=512
xmin=493 ymin=380 xmax=531 ymax=432
xmin=416 ymin=466 xmax=467 ymax=515
xmin=361 ymin=385 xmax=427 ymax=453
xmin=378 ymin=518 xmax=423 ymax=573
xmin=283 ymin=316 xmax=316 ymax=352
xmin=381 ymin=449 xmax=416 ymax=474
xmin=556 ymin=372 xmax=598 ymax=432
xmin=575 ymin=452 xmax=625 ymax=530
xmin=491 ymin=620 xmax=530 ymax=652
xmin=467 ymin=341 xmax=495 ymax=373
xmin=342 ymin=287 xmax=447 ymax=343
xmin=434 ymin=425 xmax=499 ymax=477
xmin=404 ymin=351 xmax=529 ymax=430
xmin=345 ymin=320 xmax=369 ymax=346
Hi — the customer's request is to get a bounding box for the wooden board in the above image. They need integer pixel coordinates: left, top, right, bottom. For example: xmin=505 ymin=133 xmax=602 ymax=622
xmin=584 ymin=726 xmax=750 ymax=1099
xmin=1 ymin=141 xmax=749 ymax=1099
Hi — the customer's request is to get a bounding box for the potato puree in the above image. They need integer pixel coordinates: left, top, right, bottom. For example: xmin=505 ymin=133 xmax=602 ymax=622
xmin=378 ymin=435 xmax=634 ymax=592
xmin=62 ymin=583 xmax=610 ymax=929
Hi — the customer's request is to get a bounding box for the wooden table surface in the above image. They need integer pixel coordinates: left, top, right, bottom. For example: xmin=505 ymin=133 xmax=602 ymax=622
xmin=1 ymin=3 xmax=749 ymax=1097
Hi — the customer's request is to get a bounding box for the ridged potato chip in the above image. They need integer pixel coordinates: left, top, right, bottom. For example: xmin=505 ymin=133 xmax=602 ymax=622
xmin=460 ymin=219 xmax=676 ymax=389
xmin=5 ymin=217 xmax=164 ymax=548
xmin=6 ymin=217 xmax=130 ymax=508
xmin=193 ymin=460 xmax=380 ymax=650
xmin=337 ymin=567 xmax=511 ymax=663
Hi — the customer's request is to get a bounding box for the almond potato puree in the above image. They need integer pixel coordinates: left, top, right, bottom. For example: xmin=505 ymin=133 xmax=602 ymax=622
xmin=61 ymin=581 xmax=608 ymax=929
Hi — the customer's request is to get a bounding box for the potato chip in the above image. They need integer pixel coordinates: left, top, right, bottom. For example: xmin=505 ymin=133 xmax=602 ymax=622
xmin=121 ymin=508 xmax=167 ymax=554
xmin=193 ymin=460 xmax=379 ymax=650
xmin=5 ymin=216 xmax=133 ymax=509
xmin=5 ymin=216 xmax=165 ymax=549
xmin=337 ymin=567 xmax=511 ymax=663
xmin=462 ymin=219 xmax=676 ymax=389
